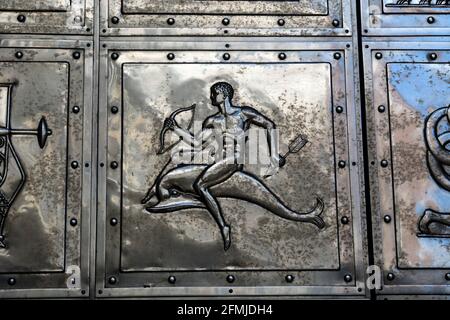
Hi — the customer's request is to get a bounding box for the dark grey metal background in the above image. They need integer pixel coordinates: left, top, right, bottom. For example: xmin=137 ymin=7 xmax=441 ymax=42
xmin=0 ymin=0 xmax=447 ymax=299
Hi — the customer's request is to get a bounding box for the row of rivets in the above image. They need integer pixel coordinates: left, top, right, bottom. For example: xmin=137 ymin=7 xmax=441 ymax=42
xmin=13 ymin=51 xmax=82 ymax=60
xmin=376 ymin=51 xmax=438 ymax=61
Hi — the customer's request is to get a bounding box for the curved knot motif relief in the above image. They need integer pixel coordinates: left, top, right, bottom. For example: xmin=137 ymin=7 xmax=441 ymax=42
xmin=418 ymin=105 xmax=450 ymax=237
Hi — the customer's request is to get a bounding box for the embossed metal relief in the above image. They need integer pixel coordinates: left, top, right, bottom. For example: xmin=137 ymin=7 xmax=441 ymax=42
xmin=101 ymin=0 xmax=352 ymax=36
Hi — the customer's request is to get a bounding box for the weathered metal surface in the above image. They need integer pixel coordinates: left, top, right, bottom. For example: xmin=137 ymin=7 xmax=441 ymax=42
xmin=362 ymin=0 xmax=450 ymax=35
xmin=0 ymin=0 xmax=93 ymax=34
xmin=96 ymin=40 xmax=367 ymax=298
xmin=0 ymin=39 xmax=93 ymax=298
xmin=100 ymin=0 xmax=352 ymax=36
xmin=364 ymin=40 xmax=450 ymax=297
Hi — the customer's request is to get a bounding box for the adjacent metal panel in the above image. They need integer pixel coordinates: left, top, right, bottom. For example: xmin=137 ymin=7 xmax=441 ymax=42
xmin=362 ymin=0 xmax=450 ymax=36
xmin=0 ymin=0 xmax=93 ymax=34
xmin=364 ymin=41 xmax=450 ymax=297
xmin=97 ymin=40 xmax=367 ymax=298
xmin=100 ymin=0 xmax=352 ymax=36
xmin=0 ymin=39 xmax=93 ymax=298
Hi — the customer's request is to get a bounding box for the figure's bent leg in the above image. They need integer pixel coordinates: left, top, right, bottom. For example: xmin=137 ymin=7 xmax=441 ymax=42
xmin=419 ymin=209 xmax=450 ymax=234
xmin=195 ymin=162 xmax=238 ymax=250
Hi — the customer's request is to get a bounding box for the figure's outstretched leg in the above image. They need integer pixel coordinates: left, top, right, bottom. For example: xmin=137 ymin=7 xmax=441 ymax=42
xmin=195 ymin=162 xmax=238 ymax=250
xmin=419 ymin=209 xmax=450 ymax=234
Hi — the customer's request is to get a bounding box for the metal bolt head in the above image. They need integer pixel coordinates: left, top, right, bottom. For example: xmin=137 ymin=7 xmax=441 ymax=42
xmin=226 ymin=275 xmax=235 ymax=283
xmin=344 ymin=274 xmax=352 ymax=283
xmin=223 ymin=53 xmax=231 ymax=61
xmin=386 ymin=273 xmax=395 ymax=281
xmin=17 ymin=14 xmax=26 ymax=23
xmin=8 ymin=278 xmax=16 ymax=286
xmin=15 ymin=51 xmax=23 ymax=59
xmin=277 ymin=19 xmax=285 ymax=27
xmin=108 ymin=276 xmax=117 ymax=285
xmin=341 ymin=216 xmax=349 ymax=225
xmin=222 ymin=18 xmax=230 ymax=26
xmin=110 ymin=161 xmax=119 ymax=169
xmin=336 ymin=106 xmax=344 ymax=114
xmin=333 ymin=52 xmax=341 ymax=60
xmin=384 ymin=215 xmax=392 ymax=223
xmin=111 ymin=106 xmax=119 ymax=114
xmin=110 ymin=218 xmax=118 ymax=226
xmin=338 ymin=160 xmax=346 ymax=169
xmin=111 ymin=52 xmax=119 ymax=60
xmin=380 ymin=159 xmax=389 ymax=168
xmin=427 ymin=16 xmax=435 ymax=24
xmin=70 ymin=218 xmax=78 ymax=227
xmin=285 ymin=275 xmax=294 ymax=283
xmin=375 ymin=52 xmax=383 ymax=60
xmin=445 ymin=273 xmax=450 ymax=281
xmin=332 ymin=19 xmax=340 ymax=27
xmin=72 ymin=106 xmax=80 ymax=114
xmin=72 ymin=51 xmax=81 ymax=60
xmin=167 ymin=18 xmax=175 ymax=25
xmin=71 ymin=161 xmax=79 ymax=169
xmin=378 ymin=105 xmax=386 ymax=113
xmin=111 ymin=16 xmax=120 ymax=24
xmin=278 ymin=52 xmax=287 ymax=61
xmin=168 ymin=276 xmax=176 ymax=284
xmin=167 ymin=53 xmax=175 ymax=61
xmin=428 ymin=52 xmax=438 ymax=61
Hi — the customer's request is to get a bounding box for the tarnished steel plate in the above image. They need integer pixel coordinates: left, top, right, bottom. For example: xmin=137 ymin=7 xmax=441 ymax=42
xmin=363 ymin=41 xmax=450 ymax=297
xmin=362 ymin=0 xmax=450 ymax=36
xmin=100 ymin=0 xmax=352 ymax=36
xmin=0 ymin=39 xmax=93 ymax=298
xmin=0 ymin=0 xmax=93 ymax=34
xmin=97 ymin=40 xmax=367 ymax=298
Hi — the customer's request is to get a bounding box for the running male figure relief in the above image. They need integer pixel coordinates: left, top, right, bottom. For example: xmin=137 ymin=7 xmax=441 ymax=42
xmin=142 ymin=82 xmax=325 ymax=251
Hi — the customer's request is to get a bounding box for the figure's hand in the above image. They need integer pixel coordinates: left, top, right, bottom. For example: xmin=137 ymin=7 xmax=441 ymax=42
xmin=163 ymin=118 xmax=178 ymax=131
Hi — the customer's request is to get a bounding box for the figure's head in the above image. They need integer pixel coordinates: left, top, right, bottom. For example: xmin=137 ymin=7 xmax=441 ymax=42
xmin=210 ymin=82 xmax=234 ymax=107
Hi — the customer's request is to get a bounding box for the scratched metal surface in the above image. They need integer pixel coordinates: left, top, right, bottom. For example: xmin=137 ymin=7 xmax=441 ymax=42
xmin=363 ymin=41 xmax=450 ymax=296
xmin=0 ymin=0 xmax=93 ymax=34
xmin=101 ymin=0 xmax=352 ymax=36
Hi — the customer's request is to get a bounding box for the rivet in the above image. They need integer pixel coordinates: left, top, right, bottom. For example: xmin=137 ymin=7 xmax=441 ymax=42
xmin=333 ymin=52 xmax=341 ymax=60
xmin=72 ymin=51 xmax=81 ymax=60
xmin=167 ymin=18 xmax=175 ymax=25
xmin=344 ymin=274 xmax=352 ymax=283
xmin=111 ymin=106 xmax=119 ymax=114
xmin=70 ymin=218 xmax=78 ymax=227
xmin=338 ymin=160 xmax=346 ymax=168
xmin=8 ymin=278 xmax=16 ymax=286
xmin=332 ymin=19 xmax=340 ymax=27
xmin=108 ymin=276 xmax=117 ymax=285
xmin=445 ymin=273 xmax=450 ymax=281
xmin=15 ymin=51 xmax=23 ymax=59
xmin=384 ymin=215 xmax=392 ymax=223
xmin=375 ymin=52 xmax=383 ymax=60
xmin=278 ymin=52 xmax=287 ymax=60
xmin=167 ymin=53 xmax=175 ymax=60
xmin=111 ymin=16 xmax=120 ymax=24
xmin=277 ymin=19 xmax=285 ymax=26
xmin=427 ymin=16 xmax=435 ymax=24
xmin=341 ymin=216 xmax=349 ymax=225
xmin=336 ymin=106 xmax=344 ymax=113
xmin=285 ymin=275 xmax=294 ymax=283
xmin=71 ymin=161 xmax=79 ymax=169
xmin=17 ymin=14 xmax=26 ymax=23
xmin=226 ymin=275 xmax=235 ymax=283
xmin=110 ymin=161 xmax=119 ymax=169
xmin=222 ymin=18 xmax=230 ymax=26
xmin=380 ymin=159 xmax=389 ymax=168
xmin=72 ymin=106 xmax=80 ymax=114
xmin=110 ymin=218 xmax=118 ymax=226
xmin=387 ymin=273 xmax=395 ymax=281
xmin=428 ymin=52 xmax=438 ymax=61
xmin=168 ymin=276 xmax=176 ymax=284
xmin=378 ymin=105 xmax=386 ymax=113
xmin=223 ymin=53 xmax=231 ymax=61
xmin=111 ymin=52 xmax=119 ymax=60
xmin=74 ymin=16 xmax=82 ymax=24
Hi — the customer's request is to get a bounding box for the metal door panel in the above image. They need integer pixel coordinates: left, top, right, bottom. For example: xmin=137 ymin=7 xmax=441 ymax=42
xmin=0 ymin=0 xmax=93 ymax=35
xmin=101 ymin=0 xmax=352 ymax=36
xmin=0 ymin=39 xmax=93 ymax=298
xmin=97 ymin=40 xmax=367 ymax=298
xmin=362 ymin=1 xmax=450 ymax=36
xmin=364 ymin=41 xmax=450 ymax=296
